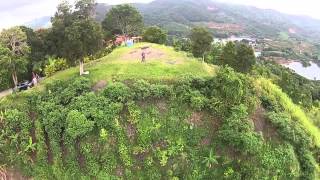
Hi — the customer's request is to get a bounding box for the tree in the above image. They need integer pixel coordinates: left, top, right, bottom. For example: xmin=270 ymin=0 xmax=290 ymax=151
xmin=50 ymin=0 xmax=103 ymax=75
xmin=0 ymin=27 xmax=30 ymax=88
xmin=208 ymin=42 xmax=223 ymax=65
xmin=47 ymin=0 xmax=74 ymax=59
xmin=220 ymin=42 xmax=256 ymax=73
xmin=142 ymin=26 xmax=167 ymax=44
xmin=65 ymin=19 xmax=103 ymax=75
xmin=220 ymin=41 xmax=237 ymax=68
xmin=190 ymin=27 xmax=213 ymax=61
xmin=235 ymin=43 xmax=256 ymax=73
xmin=102 ymin=4 xmax=143 ymax=36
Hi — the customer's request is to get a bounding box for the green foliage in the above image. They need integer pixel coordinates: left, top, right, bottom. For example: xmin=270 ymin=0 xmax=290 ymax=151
xmin=255 ymin=78 xmax=320 ymax=147
xmin=66 ymin=110 xmax=94 ymax=139
xmin=102 ymin=4 xmax=143 ymax=36
xmin=143 ymin=26 xmax=167 ymax=44
xmin=218 ymin=105 xmax=262 ymax=154
xmin=190 ymin=27 xmax=213 ymax=59
xmin=267 ymin=112 xmax=317 ymax=179
xmin=1 ymin=66 xmax=319 ymax=179
xmin=173 ymin=38 xmax=191 ymax=52
xmin=44 ymin=57 xmax=69 ymax=77
xmin=103 ymin=82 xmax=131 ymax=103
xmin=220 ymin=41 xmax=256 ymax=73
xmin=0 ymin=27 xmax=30 ymax=87
xmin=253 ymin=61 xmax=318 ymax=108
xmin=65 ymin=18 xmax=103 ymax=61
xmin=209 ymin=67 xmax=256 ymax=116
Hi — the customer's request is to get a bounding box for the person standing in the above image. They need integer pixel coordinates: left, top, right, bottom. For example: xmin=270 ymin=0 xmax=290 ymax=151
xmin=32 ymin=72 xmax=38 ymax=86
xmin=141 ymin=51 xmax=146 ymax=63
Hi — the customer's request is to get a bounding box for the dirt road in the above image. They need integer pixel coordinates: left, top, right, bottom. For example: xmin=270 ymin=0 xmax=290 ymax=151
xmin=0 ymin=89 xmax=12 ymax=99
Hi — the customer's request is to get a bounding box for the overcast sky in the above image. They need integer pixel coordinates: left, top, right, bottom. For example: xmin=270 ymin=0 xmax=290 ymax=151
xmin=0 ymin=0 xmax=320 ymax=29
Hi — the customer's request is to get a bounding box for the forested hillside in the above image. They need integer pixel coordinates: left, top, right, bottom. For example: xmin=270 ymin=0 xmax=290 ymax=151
xmin=95 ymin=0 xmax=320 ymax=42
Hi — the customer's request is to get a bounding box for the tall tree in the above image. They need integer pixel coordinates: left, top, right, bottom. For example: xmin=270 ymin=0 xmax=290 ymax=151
xmin=0 ymin=27 xmax=30 ymax=88
xmin=235 ymin=43 xmax=256 ymax=73
xmin=65 ymin=19 xmax=103 ymax=75
xmin=48 ymin=0 xmax=73 ymax=59
xmin=49 ymin=0 xmax=103 ymax=75
xmin=102 ymin=4 xmax=143 ymax=36
xmin=220 ymin=42 xmax=256 ymax=73
xmin=143 ymin=26 xmax=167 ymax=44
xmin=190 ymin=27 xmax=213 ymax=61
xmin=220 ymin=41 xmax=237 ymax=68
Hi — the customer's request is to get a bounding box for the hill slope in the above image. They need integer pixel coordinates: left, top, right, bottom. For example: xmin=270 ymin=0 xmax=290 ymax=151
xmin=0 ymin=44 xmax=319 ymax=179
xmin=95 ymin=0 xmax=320 ymax=42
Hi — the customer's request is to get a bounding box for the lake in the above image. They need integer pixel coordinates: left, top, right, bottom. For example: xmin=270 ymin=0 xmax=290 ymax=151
xmin=282 ymin=61 xmax=320 ymax=80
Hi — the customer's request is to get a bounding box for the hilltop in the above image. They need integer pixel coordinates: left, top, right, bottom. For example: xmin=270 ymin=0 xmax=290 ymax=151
xmin=41 ymin=43 xmax=216 ymax=86
xmin=0 ymin=43 xmax=319 ymax=179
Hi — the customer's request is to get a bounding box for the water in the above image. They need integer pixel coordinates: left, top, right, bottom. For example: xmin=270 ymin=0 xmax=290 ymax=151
xmin=282 ymin=61 xmax=320 ymax=80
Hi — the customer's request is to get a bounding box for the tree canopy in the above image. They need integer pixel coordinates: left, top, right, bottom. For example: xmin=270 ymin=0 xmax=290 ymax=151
xmin=142 ymin=26 xmax=167 ymax=44
xmin=190 ymin=27 xmax=213 ymax=60
xmin=102 ymin=4 xmax=143 ymax=36
xmin=220 ymin=41 xmax=256 ymax=73
xmin=0 ymin=27 xmax=30 ymax=87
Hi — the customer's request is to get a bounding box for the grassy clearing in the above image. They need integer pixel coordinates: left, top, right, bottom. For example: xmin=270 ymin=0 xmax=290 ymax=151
xmin=255 ymin=78 xmax=320 ymax=148
xmin=1 ymin=43 xmax=216 ymax=105
xmin=42 ymin=43 xmax=217 ymax=86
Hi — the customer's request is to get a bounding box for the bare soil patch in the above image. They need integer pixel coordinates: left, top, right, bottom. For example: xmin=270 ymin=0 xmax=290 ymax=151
xmin=0 ymin=168 xmax=29 ymax=180
xmin=126 ymin=123 xmax=136 ymax=142
xmin=121 ymin=47 xmax=166 ymax=61
xmin=186 ymin=112 xmax=204 ymax=127
xmin=251 ymin=106 xmax=279 ymax=141
xmin=43 ymin=130 xmax=53 ymax=165
xmin=92 ymin=80 xmax=107 ymax=92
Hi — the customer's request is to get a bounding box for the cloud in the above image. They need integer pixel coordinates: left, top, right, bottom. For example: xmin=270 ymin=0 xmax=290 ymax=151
xmin=0 ymin=0 xmax=62 ymax=29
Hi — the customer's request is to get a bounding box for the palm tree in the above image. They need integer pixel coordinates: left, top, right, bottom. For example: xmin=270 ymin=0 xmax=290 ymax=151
xmin=202 ymin=149 xmax=219 ymax=168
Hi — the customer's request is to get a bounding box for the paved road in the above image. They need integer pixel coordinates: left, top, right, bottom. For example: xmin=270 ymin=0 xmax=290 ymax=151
xmin=0 ymin=89 xmax=12 ymax=99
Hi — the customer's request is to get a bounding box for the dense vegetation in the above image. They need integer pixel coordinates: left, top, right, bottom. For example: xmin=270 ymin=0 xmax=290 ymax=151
xmin=1 ymin=0 xmax=320 ymax=179
xmin=1 ymin=65 xmax=319 ymax=179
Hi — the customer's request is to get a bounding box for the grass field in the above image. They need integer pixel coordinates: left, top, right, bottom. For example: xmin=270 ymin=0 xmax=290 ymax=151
xmin=43 ymin=43 xmax=217 ymax=86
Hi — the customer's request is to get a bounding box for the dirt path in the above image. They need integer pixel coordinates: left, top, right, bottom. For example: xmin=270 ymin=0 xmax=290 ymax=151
xmin=0 ymin=89 xmax=12 ymax=99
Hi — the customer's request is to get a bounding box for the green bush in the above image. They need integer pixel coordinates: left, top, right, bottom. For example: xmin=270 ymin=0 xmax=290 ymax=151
xmin=103 ymin=82 xmax=131 ymax=103
xmin=66 ymin=110 xmax=94 ymax=139
xmin=44 ymin=57 xmax=68 ymax=77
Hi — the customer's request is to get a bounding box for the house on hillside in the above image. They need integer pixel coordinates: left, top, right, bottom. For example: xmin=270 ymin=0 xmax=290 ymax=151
xmin=114 ymin=35 xmax=143 ymax=46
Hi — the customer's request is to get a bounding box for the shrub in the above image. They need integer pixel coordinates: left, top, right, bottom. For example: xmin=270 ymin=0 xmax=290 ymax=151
xmin=44 ymin=57 xmax=68 ymax=77
xmin=103 ymin=82 xmax=131 ymax=103
xmin=66 ymin=110 xmax=94 ymax=139
xmin=189 ymin=90 xmax=207 ymax=110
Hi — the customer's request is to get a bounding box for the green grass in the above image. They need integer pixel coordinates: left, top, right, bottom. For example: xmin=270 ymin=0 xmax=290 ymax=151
xmin=255 ymin=78 xmax=320 ymax=148
xmin=1 ymin=43 xmax=217 ymax=104
xmin=43 ymin=43 xmax=217 ymax=86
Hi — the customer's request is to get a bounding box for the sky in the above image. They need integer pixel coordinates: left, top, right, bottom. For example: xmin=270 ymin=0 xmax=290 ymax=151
xmin=0 ymin=0 xmax=320 ymax=29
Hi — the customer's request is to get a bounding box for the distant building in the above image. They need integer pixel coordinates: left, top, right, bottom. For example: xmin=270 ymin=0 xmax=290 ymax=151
xmin=114 ymin=35 xmax=142 ymax=46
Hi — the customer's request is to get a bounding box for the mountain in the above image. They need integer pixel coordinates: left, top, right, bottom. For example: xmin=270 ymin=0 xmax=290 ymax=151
xmin=95 ymin=0 xmax=320 ymax=42
xmin=26 ymin=0 xmax=320 ymax=43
